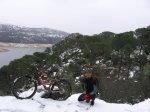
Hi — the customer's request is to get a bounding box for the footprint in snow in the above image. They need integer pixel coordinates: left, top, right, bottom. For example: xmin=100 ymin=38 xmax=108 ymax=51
xmin=56 ymin=105 xmax=61 ymax=108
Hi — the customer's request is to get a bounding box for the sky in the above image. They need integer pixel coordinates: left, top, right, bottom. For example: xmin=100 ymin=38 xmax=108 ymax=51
xmin=0 ymin=0 xmax=150 ymax=35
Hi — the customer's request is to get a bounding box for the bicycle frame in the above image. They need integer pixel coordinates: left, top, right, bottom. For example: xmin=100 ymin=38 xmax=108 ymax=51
xmin=37 ymin=71 xmax=49 ymax=90
xmin=34 ymin=67 xmax=59 ymax=93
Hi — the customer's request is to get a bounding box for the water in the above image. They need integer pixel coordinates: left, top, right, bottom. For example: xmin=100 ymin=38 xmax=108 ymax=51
xmin=0 ymin=47 xmax=45 ymax=68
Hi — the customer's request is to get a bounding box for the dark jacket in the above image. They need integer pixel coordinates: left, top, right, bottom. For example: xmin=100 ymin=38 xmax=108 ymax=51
xmin=79 ymin=76 xmax=98 ymax=95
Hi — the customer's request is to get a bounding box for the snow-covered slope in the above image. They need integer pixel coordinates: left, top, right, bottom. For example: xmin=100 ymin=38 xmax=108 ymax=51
xmin=0 ymin=92 xmax=150 ymax=112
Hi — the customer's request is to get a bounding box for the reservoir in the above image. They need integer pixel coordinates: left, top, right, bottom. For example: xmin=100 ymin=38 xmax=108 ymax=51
xmin=0 ymin=47 xmax=45 ymax=68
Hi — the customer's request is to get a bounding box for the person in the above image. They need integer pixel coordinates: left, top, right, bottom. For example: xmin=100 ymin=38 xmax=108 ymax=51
xmin=78 ymin=68 xmax=98 ymax=106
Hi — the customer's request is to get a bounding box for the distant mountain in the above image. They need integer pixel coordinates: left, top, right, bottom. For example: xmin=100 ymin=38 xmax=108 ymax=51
xmin=0 ymin=24 xmax=69 ymax=44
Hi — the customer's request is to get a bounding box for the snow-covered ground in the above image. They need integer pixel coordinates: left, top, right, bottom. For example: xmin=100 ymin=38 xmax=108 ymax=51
xmin=0 ymin=92 xmax=150 ymax=112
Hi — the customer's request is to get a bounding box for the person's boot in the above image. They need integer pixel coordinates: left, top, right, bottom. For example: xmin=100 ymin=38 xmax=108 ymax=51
xmin=90 ymin=100 xmax=94 ymax=106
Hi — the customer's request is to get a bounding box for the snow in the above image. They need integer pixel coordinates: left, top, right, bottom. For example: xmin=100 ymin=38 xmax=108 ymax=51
xmin=129 ymin=71 xmax=134 ymax=78
xmin=147 ymin=54 xmax=150 ymax=60
xmin=0 ymin=92 xmax=150 ymax=112
xmin=96 ymin=60 xmax=100 ymax=64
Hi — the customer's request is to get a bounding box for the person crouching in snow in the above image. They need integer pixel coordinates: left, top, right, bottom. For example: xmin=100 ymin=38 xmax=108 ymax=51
xmin=78 ymin=68 xmax=98 ymax=106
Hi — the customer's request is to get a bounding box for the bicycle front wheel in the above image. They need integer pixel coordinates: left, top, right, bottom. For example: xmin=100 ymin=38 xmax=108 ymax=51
xmin=12 ymin=75 xmax=37 ymax=99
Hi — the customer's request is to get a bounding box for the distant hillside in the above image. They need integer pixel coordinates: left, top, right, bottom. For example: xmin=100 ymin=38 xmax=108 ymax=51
xmin=0 ymin=24 xmax=69 ymax=44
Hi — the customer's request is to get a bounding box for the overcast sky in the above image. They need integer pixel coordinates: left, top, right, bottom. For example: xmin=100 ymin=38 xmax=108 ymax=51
xmin=0 ymin=0 xmax=150 ymax=35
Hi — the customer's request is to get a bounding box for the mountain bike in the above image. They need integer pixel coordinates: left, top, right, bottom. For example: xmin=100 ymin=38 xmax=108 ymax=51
xmin=11 ymin=66 xmax=72 ymax=100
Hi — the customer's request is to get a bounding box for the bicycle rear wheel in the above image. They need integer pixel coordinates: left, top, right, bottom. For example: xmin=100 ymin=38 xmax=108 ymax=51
xmin=12 ymin=75 xmax=37 ymax=99
xmin=50 ymin=79 xmax=72 ymax=100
